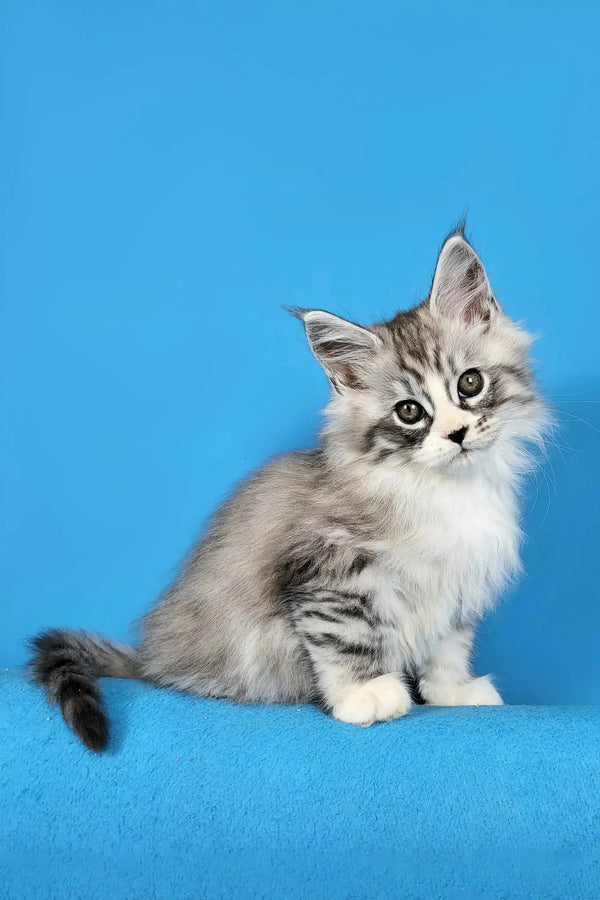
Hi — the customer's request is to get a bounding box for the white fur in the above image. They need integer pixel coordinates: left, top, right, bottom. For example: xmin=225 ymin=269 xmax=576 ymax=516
xmin=332 ymin=674 xmax=412 ymax=726
xmin=423 ymin=675 xmax=504 ymax=707
xmin=419 ymin=629 xmax=503 ymax=706
xmin=367 ymin=463 xmax=520 ymax=683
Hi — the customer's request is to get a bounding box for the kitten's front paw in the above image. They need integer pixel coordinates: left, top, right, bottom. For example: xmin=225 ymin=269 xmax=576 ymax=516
xmin=459 ymin=675 xmax=504 ymax=706
xmin=424 ymin=674 xmax=504 ymax=707
xmin=332 ymin=674 xmax=412 ymax=727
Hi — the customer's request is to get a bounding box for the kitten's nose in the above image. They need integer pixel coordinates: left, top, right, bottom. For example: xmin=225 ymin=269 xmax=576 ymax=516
xmin=447 ymin=426 xmax=468 ymax=445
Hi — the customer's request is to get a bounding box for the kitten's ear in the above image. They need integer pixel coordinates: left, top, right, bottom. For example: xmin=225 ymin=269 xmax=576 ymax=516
xmin=290 ymin=308 xmax=380 ymax=390
xmin=429 ymin=233 xmax=498 ymax=324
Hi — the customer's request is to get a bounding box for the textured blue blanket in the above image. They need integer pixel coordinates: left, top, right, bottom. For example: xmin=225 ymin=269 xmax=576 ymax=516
xmin=1 ymin=670 xmax=599 ymax=900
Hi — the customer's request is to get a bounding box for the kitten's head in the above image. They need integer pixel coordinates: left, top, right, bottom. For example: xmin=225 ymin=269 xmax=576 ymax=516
xmin=296 ymin=229 xmax=547 ymax=479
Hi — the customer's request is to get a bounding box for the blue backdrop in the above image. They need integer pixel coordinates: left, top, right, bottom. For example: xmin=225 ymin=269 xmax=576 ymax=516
xmin=2 ymin=1 xmax=599 ymax=703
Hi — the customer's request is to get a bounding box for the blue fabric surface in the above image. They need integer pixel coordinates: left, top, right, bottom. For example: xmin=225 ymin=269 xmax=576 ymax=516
xmin=1 ymin=669 xmax=599 ymax=900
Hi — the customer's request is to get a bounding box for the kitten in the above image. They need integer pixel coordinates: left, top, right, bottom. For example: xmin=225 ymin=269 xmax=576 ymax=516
xmin=28 ymin=228 xmax=546 ymax=751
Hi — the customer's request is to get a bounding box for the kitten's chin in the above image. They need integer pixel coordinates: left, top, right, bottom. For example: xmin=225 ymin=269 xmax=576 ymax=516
xmin=442 ymin=451 xmax=478 ymax=473
xmin=422 ymin=444 xmax=492 ymax=475
xmin=449 ymin=449 xmax=483 ymax=470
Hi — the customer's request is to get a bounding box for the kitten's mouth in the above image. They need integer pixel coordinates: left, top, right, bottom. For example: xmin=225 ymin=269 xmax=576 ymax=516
xmin=448 ymin=443 xmax=484 ymax=466
xmin=450 ymin=439 xmax=494 ymax=464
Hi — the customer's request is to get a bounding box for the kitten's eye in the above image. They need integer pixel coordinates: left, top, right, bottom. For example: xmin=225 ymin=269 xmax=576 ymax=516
xmin=458 ymin=369 xmax=484 ymax=398
xmin=394 ymin=400 xmax=425 ymax=424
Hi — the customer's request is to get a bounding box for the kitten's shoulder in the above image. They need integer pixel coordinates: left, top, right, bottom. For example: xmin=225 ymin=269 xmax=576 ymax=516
xmin=211 ymin=448 xmax=326 ymax=523
xmin=259 ymin=447 xmax=325 ymax=480
xmin=242 ymin=447 xmax=327 ymax=502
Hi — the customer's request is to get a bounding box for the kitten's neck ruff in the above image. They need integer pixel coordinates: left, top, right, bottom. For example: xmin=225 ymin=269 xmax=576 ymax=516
xmin=324 ymin=433 xmax=526 ymax=519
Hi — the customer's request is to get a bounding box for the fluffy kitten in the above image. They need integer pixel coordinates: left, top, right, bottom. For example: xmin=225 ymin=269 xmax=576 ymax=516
xmin=29 ymin=228 xmax=546 ymax=751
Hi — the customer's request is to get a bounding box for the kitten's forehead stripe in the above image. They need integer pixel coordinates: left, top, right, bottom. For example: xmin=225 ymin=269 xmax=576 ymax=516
xmin=386 ymin=309 xmax=461 ymax=389
xmin=398 ymin=363 xmax=426 ymax=386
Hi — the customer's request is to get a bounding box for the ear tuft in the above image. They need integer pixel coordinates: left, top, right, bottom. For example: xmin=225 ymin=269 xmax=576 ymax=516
xmin=284 ymin=305 xmax=307 ymax=321
xmin=299 ymin=310 xmax=380 ymax=390
xmin=429 ymin=232 xmax=498 ymax=325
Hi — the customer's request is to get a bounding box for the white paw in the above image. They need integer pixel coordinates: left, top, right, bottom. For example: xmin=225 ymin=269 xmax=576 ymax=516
xmin=332 ymin=674 xmax=412 ymax=727
xmin=424 ymin=674 xmax=504 ymax=707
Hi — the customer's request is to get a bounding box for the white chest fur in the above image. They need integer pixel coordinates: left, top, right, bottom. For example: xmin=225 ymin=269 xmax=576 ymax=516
xmin=370 ymin=468 xmax=521 ymax=667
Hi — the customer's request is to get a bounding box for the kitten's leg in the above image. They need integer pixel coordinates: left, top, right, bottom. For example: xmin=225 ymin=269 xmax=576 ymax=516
xmin=291 ymin=589 xmax=412 ymax=726
xmin=419 ymin=626 xmax=503 ymax=706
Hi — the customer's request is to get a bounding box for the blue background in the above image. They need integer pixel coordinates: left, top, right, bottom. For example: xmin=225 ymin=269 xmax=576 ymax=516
xmin=2 ymin=1 xmax=599 ymax=703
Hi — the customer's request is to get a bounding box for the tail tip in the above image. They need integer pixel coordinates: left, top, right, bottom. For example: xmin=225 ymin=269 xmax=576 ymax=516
xmin=78 ymin=715 xmax=109 ymax=753
xmin=26 ymin=629 xmax=110 ymax=753
xmin=64 ymin=695 xmax=109 ymax=753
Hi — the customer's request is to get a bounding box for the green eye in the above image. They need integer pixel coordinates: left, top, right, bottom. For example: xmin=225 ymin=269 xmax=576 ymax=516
xmin=458 ymin=369 xmax=484 ymax=398
xmin=395 ymin=400 xmax=425 ymax=424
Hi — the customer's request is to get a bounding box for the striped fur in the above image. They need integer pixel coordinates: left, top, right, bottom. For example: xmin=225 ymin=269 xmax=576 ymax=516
xmin=28 ymin=229 xmax=548 ymax=749
xmin=28 ymin=630 xmax=140 ymax=751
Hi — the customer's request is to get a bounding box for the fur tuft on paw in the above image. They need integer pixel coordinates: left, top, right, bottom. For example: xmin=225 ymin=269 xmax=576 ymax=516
xmin=332 ymin=674 xmax=412 ymax=726
xmin=422 ymin=674 xmax=504 ymax=707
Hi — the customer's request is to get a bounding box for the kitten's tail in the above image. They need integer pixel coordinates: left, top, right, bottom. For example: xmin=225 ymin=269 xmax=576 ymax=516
xmin=27 ymin=628 xmax=141 ymax=753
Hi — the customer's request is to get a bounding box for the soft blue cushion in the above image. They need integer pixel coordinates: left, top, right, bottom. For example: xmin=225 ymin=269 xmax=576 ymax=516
xmin=2 ymin=669 xmax=599 ymax=900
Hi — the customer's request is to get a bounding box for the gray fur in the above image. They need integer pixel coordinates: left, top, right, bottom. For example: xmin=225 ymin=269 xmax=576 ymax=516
xmin=28 ymin=229 xmax=547 ymax=749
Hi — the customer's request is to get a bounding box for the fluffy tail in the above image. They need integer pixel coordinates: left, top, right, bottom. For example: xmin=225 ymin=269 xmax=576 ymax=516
xmin=28 ymin=628 xmax=140 ymax=752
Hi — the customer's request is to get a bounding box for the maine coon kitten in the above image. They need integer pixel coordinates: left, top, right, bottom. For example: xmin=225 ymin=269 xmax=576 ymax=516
xmin=29 ymin=228 xmax=546 ymax=752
